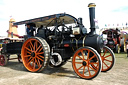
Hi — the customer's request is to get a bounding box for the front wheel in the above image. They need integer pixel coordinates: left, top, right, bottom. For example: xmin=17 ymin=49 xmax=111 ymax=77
xmin=72 ymin=46 xmax=102 ymax=80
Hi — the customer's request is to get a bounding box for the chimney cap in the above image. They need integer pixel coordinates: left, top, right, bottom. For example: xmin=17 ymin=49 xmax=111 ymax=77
xmin=88 ymin=3 xmax=96 ymax=8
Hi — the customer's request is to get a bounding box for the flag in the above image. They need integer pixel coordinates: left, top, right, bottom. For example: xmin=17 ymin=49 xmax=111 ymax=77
xmin=94 ymin=19 xmax=98 ymax=23
xmin=10 ymin=15 xmax=12 ymax=18
xmin=105 ymin=24 xmax=107 ymax=27
xmin=117 ymin=24 xmax=119 ymax=26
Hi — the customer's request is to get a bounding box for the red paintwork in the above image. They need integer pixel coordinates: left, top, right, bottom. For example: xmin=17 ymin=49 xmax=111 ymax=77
xmin=64 ymin=44 xmax=70 ymax=47
xmin=7 ymin=30 xmax=24 ymax=38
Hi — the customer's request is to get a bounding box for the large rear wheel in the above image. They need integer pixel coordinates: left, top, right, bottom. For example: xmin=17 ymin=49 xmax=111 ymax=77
xmin=21 ymin=37 xmax=50 ymax=72
xmin=72 ymin=46 xmax=102 ymax=80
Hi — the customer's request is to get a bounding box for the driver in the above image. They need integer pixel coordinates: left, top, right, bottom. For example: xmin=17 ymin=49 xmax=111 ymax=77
xmin=26 ymin=23 xmax=35 ymax=37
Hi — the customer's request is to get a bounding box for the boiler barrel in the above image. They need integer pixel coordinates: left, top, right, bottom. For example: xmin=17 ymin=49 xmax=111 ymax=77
xmin=83 ymin=35 xmax=103 ymax=52
xmin=61 ymin=34 xmax=103 ymax=53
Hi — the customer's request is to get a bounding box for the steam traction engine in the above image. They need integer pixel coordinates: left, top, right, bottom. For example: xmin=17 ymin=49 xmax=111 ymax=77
xmin=102 ymin=29 xmax=124 ymax=53
xmin=0 ymin=3 xmax=115 ymax=80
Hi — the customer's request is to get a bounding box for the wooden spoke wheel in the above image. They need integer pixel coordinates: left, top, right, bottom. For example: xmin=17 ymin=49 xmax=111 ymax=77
xmin=0 ymin=55 xmax=7 ymax=66
xmin=21 ymin=37 xmax=50 ymax=72
xmin=100 ymin=46 xmax=115 ymax=72
xmin=72 ymin=46 xmax=102 ymax=80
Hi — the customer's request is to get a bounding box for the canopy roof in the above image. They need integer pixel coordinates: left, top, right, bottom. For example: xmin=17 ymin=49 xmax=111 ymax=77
xmin=102 ymin=29 xmax=120 ymax=34
xmin=13 ymin=13 xmax=78 ymax=27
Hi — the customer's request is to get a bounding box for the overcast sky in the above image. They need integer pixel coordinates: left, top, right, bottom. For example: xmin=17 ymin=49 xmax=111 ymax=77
xmin=0 ymin=0 xmax=128 ymax=36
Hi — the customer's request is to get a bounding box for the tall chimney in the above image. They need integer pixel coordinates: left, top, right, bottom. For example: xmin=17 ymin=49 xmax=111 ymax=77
xmin=88 ymin=3 xmax=96 ymax=35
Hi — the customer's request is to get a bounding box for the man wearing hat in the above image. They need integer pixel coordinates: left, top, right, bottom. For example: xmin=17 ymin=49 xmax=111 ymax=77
xmin=26 ymin=23 xmax=35 ymax=37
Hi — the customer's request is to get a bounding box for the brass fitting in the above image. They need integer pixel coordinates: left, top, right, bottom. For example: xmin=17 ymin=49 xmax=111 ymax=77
xmin=88 ymin=3 xmax=96 ymax=8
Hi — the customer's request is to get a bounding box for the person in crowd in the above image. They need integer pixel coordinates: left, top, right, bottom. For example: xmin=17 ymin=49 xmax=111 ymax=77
xmin=126 ymin=42 xmax=128 ymax=57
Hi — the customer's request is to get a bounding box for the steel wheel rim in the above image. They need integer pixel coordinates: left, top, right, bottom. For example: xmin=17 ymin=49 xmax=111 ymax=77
xmin=100 ymin=46 xmax=114 ymax=72
xmin=21 ymin=38 xmax=45 ymax=72
xmin=0 ymin=55 xmax=5 ymax=66
xmin=72 ymin=47 xmax=100 ymax=79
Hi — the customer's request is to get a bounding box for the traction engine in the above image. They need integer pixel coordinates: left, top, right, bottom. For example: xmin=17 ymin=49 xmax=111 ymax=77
xmin=0 ymin=3 xmax=115 ymax=80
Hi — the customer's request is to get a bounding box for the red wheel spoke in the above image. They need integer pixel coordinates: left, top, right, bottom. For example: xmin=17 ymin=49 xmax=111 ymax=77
xmin=37 ymin=57 xmax=44 ymax=62
xmin=36 ymin=45 xmax=42 ymax=52
xmin=81 ymin=50 xmax=84 ymax=59
xmin=24 ymin=55 xmax=31 ymax=57
xmin=27 ymin=58 xmax=34 ymax=66
xmin=28 ymin=57 xmax=33 ymax=62
xmin=38 ymin=58 xmax=41 ymax=66
xmin=29 ymin=44 xmax=33 ymax=50
xmin=27 ymin=51 xmax=31 ymax=54
xmin=77 ymin=55 xmax=84 ymax=60
xmin=95 ymin=63 xmax=99 ymax=68
xmin=30 ymin=41 xmax=34 ymax=50
xmin=104 ymin=54 xmax=111 ymax=58
xmin=83 ymin=66 xmax=86 ymax=76
xmin=38 ymin=47 xmax=43 ymax=53
xmin=75 ymin=62 xmax=82 ymax=64
xmin=77 ymin=65 xmax=83 ymax=71
xmin=33 ymin=41 xmax=36 ymax=51
xmin=87 ymin=50 xmax=90 ymax=60
xmin=36 ymin=41 xmax=38 ymax=50
xmin=35 ymin=58 xmax=39 ymax=67
xmin=36 ymin=52 xmax=44 ymax=55
xmin=89 ymin=55 xmax=96 ymax=61
xmin=38 ymin=55 xmax=44 ymax=59
xmin=25 ymin=47 xmax=32 ymax=52
xmin=87 ymin=66 xmax=91 ymax=76
xmin=103 ymin=61 xmax=109 ymax=68
xmin=90 ymin=62 xmax=97 ymax=69
xmin=90 ymin=62 xmax=98 ymax=65
xmin=102 ymin=49 xmax=107 ymax=57
xmin=34 ymin=41 xmax=38 ymax=50
xmin=104 ymin=58 xmax=112 ymax=63
xmin=89 ymin=65 xmax=97 ymax=72
xmin=34 ymin=58 xmax=37 ymax=63
xmin=102 ymin=62 xmax=103 ymax=70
